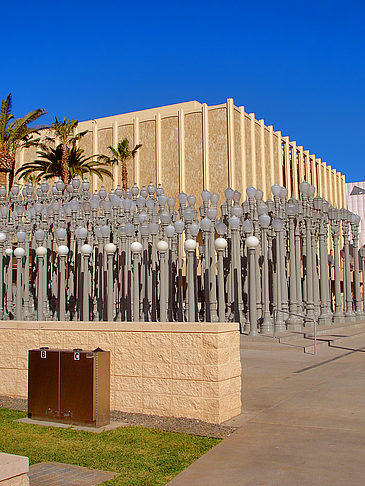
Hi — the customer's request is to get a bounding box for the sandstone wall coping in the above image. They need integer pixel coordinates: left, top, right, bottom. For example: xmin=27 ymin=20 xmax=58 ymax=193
xmin=0 ymin=453 xmax=29 ymax=482
xmin=0 ymin=321 xmax=239 ymax=333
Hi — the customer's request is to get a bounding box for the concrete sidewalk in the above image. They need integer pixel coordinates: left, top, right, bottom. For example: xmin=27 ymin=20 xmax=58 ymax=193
xmin=167 ymin=332 xmax=365 ymax=485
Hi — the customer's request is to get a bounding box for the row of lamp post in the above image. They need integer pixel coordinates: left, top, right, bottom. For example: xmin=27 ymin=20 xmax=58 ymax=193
xmin=0 ymin=178 xmax=362 ymax=330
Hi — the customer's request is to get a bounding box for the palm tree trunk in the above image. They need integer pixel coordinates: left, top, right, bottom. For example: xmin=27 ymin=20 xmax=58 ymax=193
xmin=122 ymin=160 xmax=128 ymax=192
xmin=8 ymin=155 xmax=16 ymax=192
xmin=0 ymin=151 xmax=15 ymax=192
xmin=61 ymin=144 xmax=69 ymax=185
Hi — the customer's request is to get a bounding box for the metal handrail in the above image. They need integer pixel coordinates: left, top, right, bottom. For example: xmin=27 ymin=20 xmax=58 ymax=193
xmin=273 ymin=309 xmax=318 ymax=355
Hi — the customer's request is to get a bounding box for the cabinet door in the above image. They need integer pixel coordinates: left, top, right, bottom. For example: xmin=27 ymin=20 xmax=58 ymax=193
xmin=60 ymin=351 xmax=94 ymax=425
xmin=28 ymin=350 xmax=59 ymax=420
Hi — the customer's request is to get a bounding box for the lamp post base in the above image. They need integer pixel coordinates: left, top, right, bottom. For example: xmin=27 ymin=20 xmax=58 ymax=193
xmin=318 ymin=312 xmax=333 ymax=327
xmin=261 ymin=316 xmax=274 ymax=335
xmin=286 ymin=316 xmax=303 ymax=331
xmin=304 ymin=315 xmax=316 ymax=328
xmin=333 ymin=313 xmax=345 ymax=324
xmin=344 ymin=311 xmax=357 ymax=322
xmin=274 ymin=321 xmax=287 ymax=334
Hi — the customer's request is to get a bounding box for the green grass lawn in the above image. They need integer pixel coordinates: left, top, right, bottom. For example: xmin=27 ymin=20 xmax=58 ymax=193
xmin=0 ymin=409 xmax=220 ymax=485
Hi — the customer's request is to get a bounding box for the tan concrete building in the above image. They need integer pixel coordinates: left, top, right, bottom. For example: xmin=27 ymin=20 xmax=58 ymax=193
xmin=19 ymin=98 xmax=346 ymax=207
xmin=346 ymin=181 xmax=365 ymax=247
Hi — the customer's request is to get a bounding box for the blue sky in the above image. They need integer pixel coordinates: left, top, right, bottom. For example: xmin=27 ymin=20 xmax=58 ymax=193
xmin=1 ymin=0 xmax=364 ymax=182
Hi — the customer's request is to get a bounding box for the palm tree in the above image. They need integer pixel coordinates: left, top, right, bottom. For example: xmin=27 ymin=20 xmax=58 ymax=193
xmin=16 ymin=144 xmax=113 ymax=184
xmin=98 ymin=138 xmax=142 ymax=191
xmin=0 ymin=93 xmax=46 ymax=190
xmin=44 ymin=117 xmax=88 ymax=185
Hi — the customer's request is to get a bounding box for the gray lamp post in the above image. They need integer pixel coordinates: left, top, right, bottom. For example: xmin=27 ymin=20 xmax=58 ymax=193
xmin=206 ymin=208 xmax=219 ymax=322
xmin=105 ymin=242 xmax=116 ymax=321
xmin=16 ymin=230 xmax=28 ymax=317
xmin=81 ymin=244 xmax=92 ymax=321
xmin=201 ymin=216 xmax=218 ymax=322
xmin=328 ymin=207 xmax=345 ymax=323
xmin=246 ymin=186 xmax=257 ymax=220
xmin=201 ymin=190 xmax=211 ymax=216
xmin=131 ymin=241 xmax=142 ymax=322
xmin=271 ymin=184 xmax=282 ymax=217
xmin=57 ymin=245 xmax=69 ymax=321
xmin=300 ymin=183 xmax=315 ymax=327
xmin=0 ymin=232 xmax=6 ymax=319
xmin=285 ymin=200 xmax=302 ymax=329
xmin=140 ymin=223 xmax=151 ymax=321
xmin=279 ymin=187 xmax=289 ymax=317
xmin=36 ymin=246 xmax=47 ymax=321
xmin=328 ymin=254 xmax=334 ymax=312
xmin=242 ymin=218 xmax=253 ymax=331
xmin=311 ymin=197 xmax=321 ymax=320
xmin=185 ymin=239 xmax=197 ymax=322
xmin=166 ymin=224 xmax=177 ymax=320
xmin=295 ymin=203 xmax=304 ymax=313
xmin=258 ymin=213 xmax=273 ymax=334
xmin=174 ymin=219 xmax=185 ymax=322
xmin=272 ymin=218 xmax=286 ymax=332
xmin=246 ymin=235 xmax=260 ymax=335
xmin=14 ymin=247 xmax=25 ymax=321
xmin=360 ymin=246 xmax=365 ymax=313
xmin=229 ymin=215 xmax=245 ymax=326
xmin=315 ymin=197 xmax=333 ymax=326
xmin=5 ymin=247 xmax=13 ymax=319
xmin=215 ymin=237 xmax=227 ymax=322
xmin=224 ymin=187 xmax=235 ymax=219
xmin=350 ymin=213 xmax=363 ymax=316
xmin=341 ymin=209 xmax=356 ymax=321
xmin=157 ymin=239 xmax=168 ymax=322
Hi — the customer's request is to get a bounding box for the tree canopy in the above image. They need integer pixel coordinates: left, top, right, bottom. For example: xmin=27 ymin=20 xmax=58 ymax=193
xmin=16 ymin=144 xmax=112 ymax=184
xmin=98 ymin=138 xmax=142 ymax=191
xmin=0 ymin=93 xmax=46 ymax=190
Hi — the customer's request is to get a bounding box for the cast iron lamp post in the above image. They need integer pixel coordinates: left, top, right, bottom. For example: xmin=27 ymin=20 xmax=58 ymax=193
xmin=131 ymin=241 xmax=142 ymax=322
xmin=314 ymin=197 xmax=333 ymax=326
xmin=81 ymin=244 xmax=92 ymax=321
xmin=14 ymin=247 xmax=25 ymax=321
xmin=360 ymin=246 xmax=365 ymax=313
xmin=328 ymin=206 xmax=345 ymax=323
xmin=215 ymin=237 xmax=227 ymax=322
xmin=157 ymin=239 xmax=169 ymax=322
xmin=229 ymin=215 xmax=245 ymax=327
xmin=285 ymin=200 xmax=302 ymax=329
xmin=201 ymin=216 xmax=218 ymax=322
xmin=246 ymin=235 xmax=260 ymax=335
xmin=300 ymin=182 xmax=315 ymax=327
xmin=341 ymin=209 xmax=356 ymax=321
xmin=258 ymin=213 xmax=273 ymax=334
xmin=272 ymin=218 xmax=286 ymax=333
xmin=185 ymin=239 xmax=197 ymax=322
xmin=36 ymin=246 xmax=47 ymax=321
xmin=350 ymin=213 xmax=363 ymax=317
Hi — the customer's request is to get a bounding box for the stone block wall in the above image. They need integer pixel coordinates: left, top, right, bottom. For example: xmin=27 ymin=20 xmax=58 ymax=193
xmin=0 ymin=321 xmax=241 ymax=424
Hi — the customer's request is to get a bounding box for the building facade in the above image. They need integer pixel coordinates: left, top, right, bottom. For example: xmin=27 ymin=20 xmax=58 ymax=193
xmin=18 ymin=98 xmax=346 ymax=207
xmin=346 ymin=181 xmax=365 ymax=247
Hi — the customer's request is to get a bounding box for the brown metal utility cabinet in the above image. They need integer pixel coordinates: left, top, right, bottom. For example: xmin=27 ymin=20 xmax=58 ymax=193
xmin=28 ymin=348 xmax=110 ymax=427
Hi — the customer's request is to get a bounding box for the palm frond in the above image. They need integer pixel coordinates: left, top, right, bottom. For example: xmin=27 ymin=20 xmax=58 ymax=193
xmin=131 ymin=143 xmax=143 ymax=157
xmin=0 ymin=94 xmax=14 ymax=145
xmin=17 ymin=142 xmax=113 ymax=184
